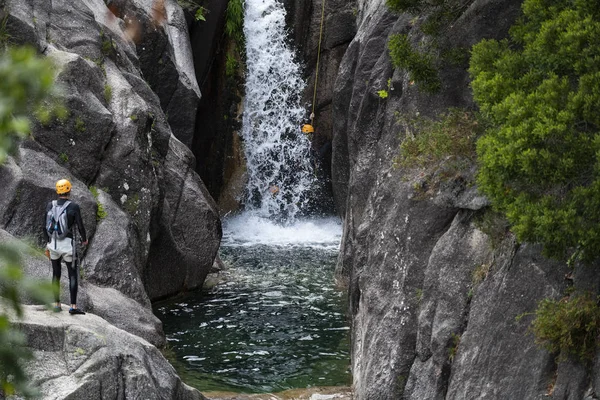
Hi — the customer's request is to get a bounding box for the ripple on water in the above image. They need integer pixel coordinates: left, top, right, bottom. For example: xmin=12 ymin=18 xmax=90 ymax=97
xmin=154 ymin=218 xmax=350 ymax=394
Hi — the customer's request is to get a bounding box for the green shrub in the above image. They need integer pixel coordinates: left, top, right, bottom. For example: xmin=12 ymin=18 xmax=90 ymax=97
xmin=396 ymin=108 xmax=482 ymax=168
xmin=388 ymin=34 xmax=440 ymax=93
xmin=531 ymin=293 xmax=600 ymax=362
xmin=470 ymin=0 xmax=600 ymax=261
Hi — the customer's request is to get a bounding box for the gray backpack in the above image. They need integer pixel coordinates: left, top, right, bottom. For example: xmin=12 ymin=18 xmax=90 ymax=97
xmin=46 ymin=200 xmax=72 ymax=243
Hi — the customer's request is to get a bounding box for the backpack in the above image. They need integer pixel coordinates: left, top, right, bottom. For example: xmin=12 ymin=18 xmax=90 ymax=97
xmin=46 ymin=200 xmax=72 ymax=243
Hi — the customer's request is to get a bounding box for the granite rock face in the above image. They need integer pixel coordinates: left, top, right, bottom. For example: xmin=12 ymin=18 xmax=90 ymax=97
xmin=0 ymin=0 xmax=220 ymax=394
xmin=1 ymin=0 xmax=220 ymax=300
xmin=328 ymin=0 xmax=600 ymax=398
xmin=6 ymin=305 xmax=205 ymax=400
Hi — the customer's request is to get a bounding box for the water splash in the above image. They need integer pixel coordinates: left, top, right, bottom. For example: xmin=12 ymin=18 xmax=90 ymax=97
xmin=242 ymin=0 xmax=316 ymax=222
xmin=223 ymin=214 xmax=342 ymax=249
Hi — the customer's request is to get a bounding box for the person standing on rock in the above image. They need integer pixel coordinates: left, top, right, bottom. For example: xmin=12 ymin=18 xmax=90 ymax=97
xmin=43 ymin=179 xmax=88 ymax=315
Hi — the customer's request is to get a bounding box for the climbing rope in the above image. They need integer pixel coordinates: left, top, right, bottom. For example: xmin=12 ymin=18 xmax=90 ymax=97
xmin=310 ymin=0 xmax=326 ymax=126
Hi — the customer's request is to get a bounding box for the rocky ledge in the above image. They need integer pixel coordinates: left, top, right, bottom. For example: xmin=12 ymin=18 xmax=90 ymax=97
xmin=5 ymin=305 xmax=206 ymax=400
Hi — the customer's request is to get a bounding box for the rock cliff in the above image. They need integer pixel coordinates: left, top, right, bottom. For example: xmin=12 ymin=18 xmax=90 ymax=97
xmin=322 ymin=0 xmax=600 ymax=398
xmin=0 ymin=0 xmax=220 ymax=397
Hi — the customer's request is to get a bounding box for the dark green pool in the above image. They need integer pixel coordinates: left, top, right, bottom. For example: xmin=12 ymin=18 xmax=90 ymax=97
xmin=154 ymin=217 xmax=351 ymax=393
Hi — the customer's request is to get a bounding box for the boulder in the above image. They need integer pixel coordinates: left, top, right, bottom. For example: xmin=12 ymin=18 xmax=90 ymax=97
xmin=145 ymin=138 xmax=221 ymax=300
xmin=6 ymin=304 xmax=205 ymax=400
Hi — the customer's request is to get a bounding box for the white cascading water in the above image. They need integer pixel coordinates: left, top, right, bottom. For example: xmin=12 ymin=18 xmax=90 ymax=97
xmin=242 ymin=0 xmax=317 ymax=222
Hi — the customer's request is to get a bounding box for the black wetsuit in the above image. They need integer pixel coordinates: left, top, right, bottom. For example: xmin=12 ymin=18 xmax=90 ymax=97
xmin=43 ymin=198 xmax=87 ymax=305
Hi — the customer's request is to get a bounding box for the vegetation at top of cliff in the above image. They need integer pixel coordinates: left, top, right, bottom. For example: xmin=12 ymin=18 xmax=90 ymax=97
xmin=529 ymin=292 xmax=600 ymax=363
xmin=0 ymin=46 xmax=56 ymax=397
xmin=470 ymin=0 xmax=600 ymax=262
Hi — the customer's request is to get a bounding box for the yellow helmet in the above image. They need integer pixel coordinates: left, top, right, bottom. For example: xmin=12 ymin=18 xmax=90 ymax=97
xmin=55 ymin=179 xmax=72 ymax=195
xmin=301 ymin=124 xmax=314 ymax=134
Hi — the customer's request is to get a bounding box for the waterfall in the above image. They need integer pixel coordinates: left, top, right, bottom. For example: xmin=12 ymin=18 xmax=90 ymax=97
xmin=242 ymin=0 xmax=317 ymax=222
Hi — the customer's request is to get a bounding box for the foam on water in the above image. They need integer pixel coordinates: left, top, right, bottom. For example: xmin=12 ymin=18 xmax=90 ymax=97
xmin=223 ymin=214 xmax=342 ymax=249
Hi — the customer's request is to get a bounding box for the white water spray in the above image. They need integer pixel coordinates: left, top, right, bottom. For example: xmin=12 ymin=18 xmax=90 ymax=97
xmin=242 ymin=0 xmax=317 ymax=222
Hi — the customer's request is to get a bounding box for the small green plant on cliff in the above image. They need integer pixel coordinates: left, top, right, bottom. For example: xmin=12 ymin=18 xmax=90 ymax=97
xmin=471 ymin=263 xmax=490 ymax=287
xmin=470 ymin=0 xmax=600 ymax=262
xmin=58 ymin=152 xmax=68 ymax=163
xmin=377 ymin=78 xmax=392 ymax=99
xmin=225 ymin=53 xmax=238 ymax=77
xmin=473 ymin=209 xmax=510 ymax=250
xmin=74 ymin=116 xmax=86 ymax=133
xmin=89 ymin=186 xmax=107 ymax=221
xmin=448 ymin=332 xmax=461 ymax=362
xmin=195 ymin=6 xmax=207 ymax=21
xmin=530 ymin=293 xmax=600 ymax=362
xmin=104 ymin=84 xmax=112 ymax=103
xmin=124 ymin=193 xmax=140 ymax=215
xmin=396 ymin=108 xmax=482 ymax=169
xmin=388 ymin=34 xmax=440 ymax=93
xmin=100 ymin=29 xmax=114 ymax=57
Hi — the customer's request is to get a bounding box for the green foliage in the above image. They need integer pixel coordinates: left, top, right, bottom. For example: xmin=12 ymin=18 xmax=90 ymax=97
xmin=388 ymin=34 xmax=440 ymax=93
xmin=0 ymin=13 xmax=12 ymax=47
xmin=0 ymin=45 xmax=59 ymax=397
xmin=89 ymin=186 xmax=107 ymax=221
xmin=0 ymin=241 xmax=54 ymax=397
xmin=225 ymin=53 xmax=238 ymax=78
xmin=470 ymin=0 xmax=600 ymax=261
xmin=195 ymin=6 xmax=207 ymax=21
xmin=531 ymin=293 xmax=600 ymax=362
xmin=99 ymin=30 xmax=114 ymax=57
xmin=129 ymin=114 xmax=138 ymax=121
xmin=0 ymin=47 xmax=64 ymax=163
xmin=377 ymin=90 xmax=388 ymax=99
xmin=104 ymin=84 xmax=112 ymax=103
xmin=124 ymin=193 xmax=140 ymax=215
xmin=448 ymin=332 xmax=461 ymax=362
xmin=386 ymin=0 xmax=423 ymax=14
xmin=74 ymin=117 xmax=86 ymax=133
xmin=471 ymin=263 xmax=490 ymax=286
xmin=474 ymin=209 xmax=510 ymax=250
xmin=59 ymin=152 xmax=68 ymax=163
xmin=396 ymin=109 xmax=482 ymax=168
xmin=225 ymin=0 xmax=244 ymax=45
